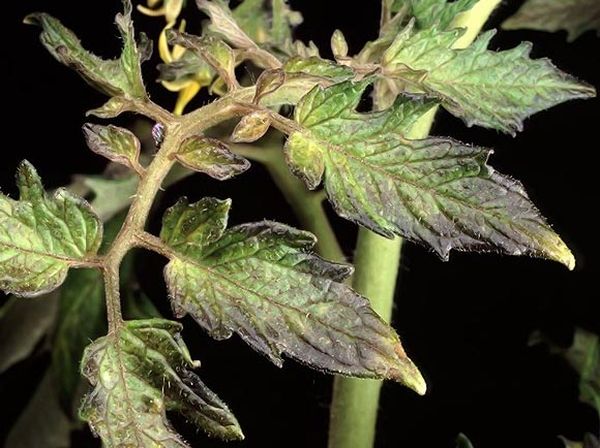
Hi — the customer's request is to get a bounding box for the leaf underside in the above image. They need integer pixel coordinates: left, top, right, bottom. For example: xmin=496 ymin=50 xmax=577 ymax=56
xmin=160 ymin=197 xmax=426 ymax=393
xmin=285 ymin=80 xmax=575 ymax=269
xmin=80 ymin=319 xmax=243 ymax=447
xmin=0 ymin=162 xmax=102 ymax=296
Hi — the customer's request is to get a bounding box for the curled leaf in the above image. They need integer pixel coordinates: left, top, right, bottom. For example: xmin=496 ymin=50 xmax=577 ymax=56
xmin=253 ymin=68 xmax=286 ymax=104
xmin=231 ymin=111 xmax=272 ymax=143
xmin=160 ymin=197 xmax=426 ymax=394
xmin=25 ymin=1 xmax=148 ymax=99
xmin=83 ymin=124 xmax=143 ymax=174
xmin=80 ymin=319 xmax=243 ymax=446
xmin=174 ymin=136 xmax=250 ymax=180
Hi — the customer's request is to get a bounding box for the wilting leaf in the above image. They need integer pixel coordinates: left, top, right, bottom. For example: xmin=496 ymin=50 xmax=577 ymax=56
xmin=0 ymin=162 xmax=103 ymax=296
xmin=0 ymin=293 xmax=59 ymax=373
xmin=382 ymin=25 xmax=595 ymax=134
xmin=5 ymin=371 xmax=72 ymax=448
xmin=83 ymin=124 xmax=142 ymax=173
xmin=25 ymin=1 xmax=148 ymax=98
xmin=160 ymin=197 xmax=426 ymax=393
xmin=80 ymin=319 xmax=243 ymax=446
xmin=254 ymin=69 xmax=286 ymax=104
xmin=231 ymin=111 xmax=272 ymax=143
xmin=284 ymin=56 xmax=355 ymax=82
xmin=167 ymin=30 xmax=238 ymax=90
xmin=199 ymin=0 xmax=302 ymax=49
xmin=86 ymin=97 xmax=132 ymax=119
xmin=286 ymin=80 xmax=575 ymax=268
xmin=174 ymin=136 xmax=250 ymax=180
xmin=503 ymin=0 xmax=600 ymax=42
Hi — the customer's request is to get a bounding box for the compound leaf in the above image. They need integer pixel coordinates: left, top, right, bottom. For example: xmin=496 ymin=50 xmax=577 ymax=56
xmin=160 ymin=197 xmax=426 ymax=394
xmin=383 ymin=25 xmax=595 ymax=134
xmin=25 ymin=0 xmax=148 ymax=99
xmin=80 ymin=319 xmax=243 ymax=447
xmin=502 ymin=0 xmax=600 ymax=42
xmin=286 ymin=80 xmax=575 ymax=268
xmin=0 ymin=162 xmax=103 ymax=296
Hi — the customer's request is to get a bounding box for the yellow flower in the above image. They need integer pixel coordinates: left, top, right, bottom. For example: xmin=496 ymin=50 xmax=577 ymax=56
xmin=138 ymin=0 xmax=212 ymax=115
xmin=137 ymin=0 xmax=184 ymax=25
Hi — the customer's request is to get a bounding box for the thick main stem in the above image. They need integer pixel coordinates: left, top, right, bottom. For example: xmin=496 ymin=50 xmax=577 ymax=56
xmin=327 ymin=1 xmax=501 ymax=447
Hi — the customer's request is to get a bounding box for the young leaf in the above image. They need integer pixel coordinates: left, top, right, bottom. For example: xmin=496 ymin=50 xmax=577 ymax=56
xmin=502 ymin=0 xmax=600 ymax=42
xmin=231 ymin=111 xmax=272 ymax=143
xmin=174 ymin=136 xmax=250 ymax=180
xmin=160 ymin=197 xmax=426 ymax=394
xmin=286 ymin=80 xmax=575 ymax=268
xmin=197 ymin=0 xmax=257 ymax=49
xmin=0 ymin=162 xmax=103 ymax=296
xmin=25 ymin=0 xmax=148 ymax=99
xmin=83 ymin=124 xmax=143 ymax=174
xmin=331 ymin=29 xmax=349 ymax=60
xmin=167 ymin=30 xmax=238 ymax=90
xmin=284 ymin=56 xmax=355 ymax=82
xmin=254 ymin=68 xmax=286 ymax=104
xmin=382 ymin=26 xmax=595 ymax=134
xmin=80 ymin=319 xmax=243 ymax=446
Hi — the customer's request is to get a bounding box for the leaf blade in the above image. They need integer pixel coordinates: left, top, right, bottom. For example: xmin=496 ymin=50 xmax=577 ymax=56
xmin=80 ymin=319 xmax=243 ymax=447
xmin=0 ymin=162 xmax=103 ymax=296
xmin=286 ymin=80 xmax=575 ymax=268
xmin=161 ymin=198 xmax=426 ymax=393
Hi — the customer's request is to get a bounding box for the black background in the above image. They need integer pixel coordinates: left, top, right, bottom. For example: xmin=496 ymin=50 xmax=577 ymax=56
xmin=1 ymin=1 xmax=599 ymax=447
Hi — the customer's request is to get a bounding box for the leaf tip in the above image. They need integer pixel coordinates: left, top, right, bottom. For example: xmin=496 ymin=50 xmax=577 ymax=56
xmin=392 ymin=344 xmax=427 ymax=395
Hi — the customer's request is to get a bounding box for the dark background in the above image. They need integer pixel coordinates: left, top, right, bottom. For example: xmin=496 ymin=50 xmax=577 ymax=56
xmin=1 ymin=1 xmax=599 ymax=447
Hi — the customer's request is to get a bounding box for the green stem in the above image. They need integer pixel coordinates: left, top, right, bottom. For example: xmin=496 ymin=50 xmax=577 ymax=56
xmin=327 ymin=1 xmax=502 ymax=447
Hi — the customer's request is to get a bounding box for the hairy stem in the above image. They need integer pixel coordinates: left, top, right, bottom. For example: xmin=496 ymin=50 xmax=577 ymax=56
xmin=100 ymin=96 xmax=243 ymax=333
xmin=327 ymin=1 xmax=502 ymax=447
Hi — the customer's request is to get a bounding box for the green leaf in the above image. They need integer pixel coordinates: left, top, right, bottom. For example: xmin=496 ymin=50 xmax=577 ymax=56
xmin=174 ymin=136 xmax=250 ymax=180
xmin=395 ymin=0 xmax=479 ymax=30
xmin=231 ymin=0 xmax=270 ymax=44
xmin=231 ymin=111 xmax=272 ymax=143
xmin=0 ymin=161 xmax=103 ymax=296
xmin=160 ymin=197 xmax=426 ymax=393
xmin=270 ymin=0 xmax=303 ymax=46
xmin=83 ymin=124 xmax=142 ymax=173
xmin=502 ymin=0 xmax=600 ymax=42
xmin=286 ymin=80 xmax=575 ymax=268
xmin=284 ymin=56 xmax=355 ymax=82
xmin=25 ymin=1 xmax=148 ymax=99
xmin=382 ymin=25 xmax=595 ymax=134
xmin=197 ymin=0 xmax=257 ymax=49
xmin=564 ymin=329 xmax=600 ymax=414
xmin=0 ymin=293 xmax=59 ymax=373
xmin=80 ymin=319 xmax=243 ymax=446
xmin=5 ymin=371 xmax=73 ymax=448
xmin=158 ymin=51 xmax=214 ymax=87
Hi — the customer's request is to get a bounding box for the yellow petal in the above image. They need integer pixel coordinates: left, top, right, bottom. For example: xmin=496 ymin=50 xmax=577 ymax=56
xmin=137 ymin=4 xmax=167 ymax=17
xmin=165 ymin=0 xmax=185 ymax=24
xmin=148 ymin=0 xmax=162 ymax=7
xmin=174 ymin=83 xmax=202 ymax=116
xmin=158 ymin=23 xmax=175 ymax=63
